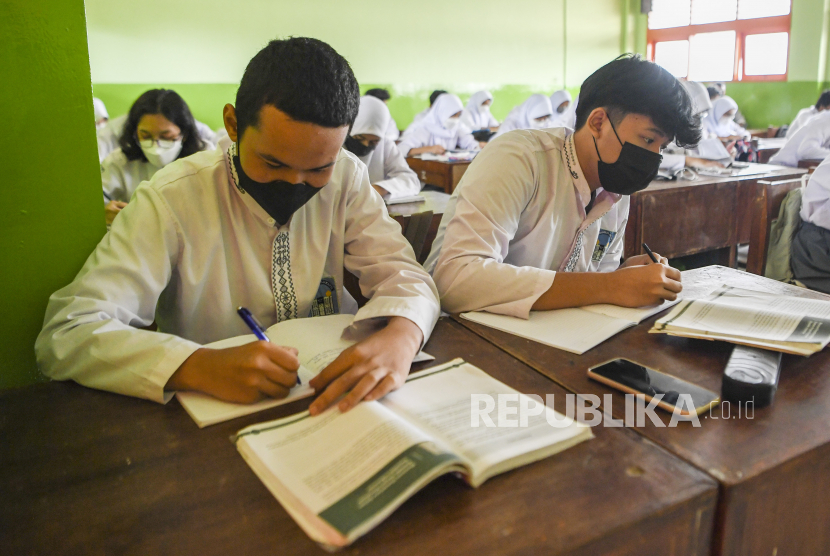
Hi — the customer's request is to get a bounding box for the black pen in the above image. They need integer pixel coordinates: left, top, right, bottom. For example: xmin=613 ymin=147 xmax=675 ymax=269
xmin=642 ymin=243 xmax=659 ymax=264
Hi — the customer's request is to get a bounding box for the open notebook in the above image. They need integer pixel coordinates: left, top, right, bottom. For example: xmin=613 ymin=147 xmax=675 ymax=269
xmin=176 ymin=314 xmax=433 ymax=427
xmin=234 ymin=358 xmax=592 ymax=549
xmin=460 ymin=299 xmax=680 ymax=355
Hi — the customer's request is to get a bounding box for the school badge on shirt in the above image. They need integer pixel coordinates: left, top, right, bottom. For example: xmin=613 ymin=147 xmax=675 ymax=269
xmin=592 ymin=229 xmax=617 ymax=262
xmin=310 ymin=277 xmax=340 ymax=317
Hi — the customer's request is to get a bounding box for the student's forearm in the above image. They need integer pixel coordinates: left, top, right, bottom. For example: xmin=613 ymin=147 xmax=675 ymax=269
xmin=531 ymin=272 xmax=615 ymax=310
xmin=407 ymin=146 xmax=434 ymax=156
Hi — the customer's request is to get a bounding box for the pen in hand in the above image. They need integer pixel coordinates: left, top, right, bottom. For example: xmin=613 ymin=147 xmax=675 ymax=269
xmin=642 ymin=243 xmax=660 ymax=264
xmin=237 ymin=306 xmax=301 ymax=386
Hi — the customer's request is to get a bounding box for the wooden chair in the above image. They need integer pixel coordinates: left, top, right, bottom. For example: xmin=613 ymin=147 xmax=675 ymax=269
xmin=343 ymin=210 xmax=435 ymax=308
xmin=746 ymin=177 xmax=807 ymax=276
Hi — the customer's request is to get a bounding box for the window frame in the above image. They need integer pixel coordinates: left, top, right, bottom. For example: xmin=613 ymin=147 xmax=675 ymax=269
xmin=646 ymin=14 xmax=791 ymax=82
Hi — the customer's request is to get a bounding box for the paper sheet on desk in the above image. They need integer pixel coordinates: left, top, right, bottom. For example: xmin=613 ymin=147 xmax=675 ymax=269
xmin=461 ymin=298 xmax=680 ymax=355
xmin=176 ymin=313 xmax=435 ymax=427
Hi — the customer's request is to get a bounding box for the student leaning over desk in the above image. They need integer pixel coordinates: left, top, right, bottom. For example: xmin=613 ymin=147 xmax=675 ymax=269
xmin=770 ymin=110 xmax=830 ymax=167
xmin=36 ymin=37 xmax=440 ymax=416
xmin=397 ymin=93 xmax=479 ymax=157
xmin=101 ymin=89 xmax=214 ymax=225
xmin=425 ymin=54 xmax=700 ymax=317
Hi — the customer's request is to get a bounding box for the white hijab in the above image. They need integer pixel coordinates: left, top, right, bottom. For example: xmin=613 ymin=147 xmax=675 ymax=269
xmin=549 ymin=90 xmax=573 ymax=126
xmin=704 ymin=96 xmax=740 ymax=137
xmin=421 ymin=93 xmax=465 ymax=139
xmin=93 ymin=97 xmax=109 ymax=122
xmin=352 ymin=96 xmax=391 ymax=138
xmin=463 ymin=90 xmax=494 ymax=129
xmin=514 ymin=94 xmax=553 ymax=129
xmin=682 ymin=81 xmax=713 ymax=118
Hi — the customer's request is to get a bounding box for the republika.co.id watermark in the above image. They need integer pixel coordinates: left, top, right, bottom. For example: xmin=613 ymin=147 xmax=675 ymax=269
xmin=470 ymin=393 xmax=754 ymax=428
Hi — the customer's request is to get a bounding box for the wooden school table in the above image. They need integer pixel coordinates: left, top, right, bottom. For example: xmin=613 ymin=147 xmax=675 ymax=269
xmin=0 ymin=319 xmax=718 ymax=556
xmin=387 ymin=189 xmax=450 ymax=262
xmin=625 ymin=164 xmax=807 ymax=265
xmin=751 ymin=137 xmax=787 ymax=164
xmin=455 ymin=266 xmax=830 ymax=556
xmin=405 ymin=156 xmax=471 ymax=193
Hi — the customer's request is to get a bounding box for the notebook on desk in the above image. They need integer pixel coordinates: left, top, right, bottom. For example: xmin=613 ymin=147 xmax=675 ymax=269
xmin=461 ymin=299 xmax=680 ymax=355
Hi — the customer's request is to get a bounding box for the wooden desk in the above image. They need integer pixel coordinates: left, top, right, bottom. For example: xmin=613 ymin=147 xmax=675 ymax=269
xmin=751 ymin=137 xmax=787 ymax=164
xmin=625 ymin=165 xmax=807 ymax=265
xmin=0 ymin=319 xmax=718 ymax=555
xmin=405 ymin=157 xmax=471 ymax=193
xmin=798 ymin=158 xmax=825 ymax=172
xmin=455 ymin=266 xmax=830 ymax=556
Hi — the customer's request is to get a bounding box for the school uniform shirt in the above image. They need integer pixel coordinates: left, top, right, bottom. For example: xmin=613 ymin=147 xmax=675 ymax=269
xmin=361 ymin=140 xmax=421 ymax=199
xmin=397 ymin=94 xmax=478 ymax=156
xmin=493 ymin=94 xmax=554 ymax=138
xmin=787 ymin=106 xmax=819 ymax=138
xmin=386 ymin=117 xmax=400 ymax=142
xmin=800 ymin=157 xmax=830 ymax=229
xmin=37 ymin=145 xmax=440 ymax=403
xmin=424 ymin=128 xmax=628 ymax=318
xmin=403 ymin=108 xmax=431 ymax=136
xmin=460 ymin=91 xmax=499 ymax=130
xmin=770 ymin=110 xmax=830 ymax=167
xmin=101 ymin=142 xmax=212 ymax=203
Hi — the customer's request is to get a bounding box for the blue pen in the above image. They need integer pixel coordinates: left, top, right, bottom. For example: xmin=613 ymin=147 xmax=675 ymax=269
xmin=237 ymin=306 xmax=300 ymax=385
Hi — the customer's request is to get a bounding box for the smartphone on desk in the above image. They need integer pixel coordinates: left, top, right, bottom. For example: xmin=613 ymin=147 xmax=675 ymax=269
xmin=587 ymin=358 xmax=719 ymax=417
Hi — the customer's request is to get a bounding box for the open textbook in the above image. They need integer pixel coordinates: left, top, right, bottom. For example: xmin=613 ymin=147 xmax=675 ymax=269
xmin=651 ymin=285 xmax=830 ymax=356
xmin=460 ymin=299 xmax=680 ymax=355
xmin=176 ymin=314 xmax=433 ymax=427
xmin=234 ymin=358 xmax=592 ymax=549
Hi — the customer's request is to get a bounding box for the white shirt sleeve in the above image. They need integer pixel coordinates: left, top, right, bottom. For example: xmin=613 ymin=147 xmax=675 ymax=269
xmin=342 ymin=164 xmax=440 ymax=343
xmin=432 ymin=141 xmax=556 ymax=317
xmin=797 ymin=124 xmax=830 ymax=161
xmin=101 ymin=152 xmax=132 ymax=204
xmin=455 ymin=129 xmax=479 ymax=151
xmin=35 ymin=185 xmax=202 ymax=403
xmin=396 ymin=127 xmax=430 ymax=157
xmin=373 ymin=140 xmax=421 ymax=198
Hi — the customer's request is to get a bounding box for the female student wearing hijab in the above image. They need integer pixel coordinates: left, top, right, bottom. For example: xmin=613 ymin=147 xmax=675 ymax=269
xmin=101 ymin=89 xmax=212 ymax=225
xmin=425 ymin=54 xmax=699 ymax=316
xmin=703 ymin=96 xmax=749 ymax=140
xmin=460 ymin=91 xmax=499 ymax=131
xmin=93 ymin=97 xmax=109 ymax=129
xmin=37 ymin=38 xmax=439 ymax=414
xmin=660 ymin=80 xmax=721 ymax=171
xmin=364 ymin=88 xmax=400 ymax=142
xmin=786 ymin=90 xmax=830 ymax=138
xmin=343 ymin=95 xmax=420 ymax=201
xmin=493 ymin=94 xmax=554 ymax=138
xmin=397 ymin=93 xmax=478 ymax=157
xmin=770 ymin=109 xmax=830 ymax=167
xmin=549 ymin=90 xmax=573 ymax=127
xmin=792 ymin=157 xmax=830 ymax=293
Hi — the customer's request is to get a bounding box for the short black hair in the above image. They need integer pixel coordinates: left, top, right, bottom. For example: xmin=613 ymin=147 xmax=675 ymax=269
xmin=235 ymin=37 xmax=360 ymax=139
xmin=429 ymin=90 xmax=448 ymax=106
xmin=816 ymin=90 xmax=830 ymax=110
xmin=575 ymin=54 xmax=701 ymax=148
xmin=707 ymin=86 xmax=720 ymax=100
xmin=365 ymin=88 xmax=391 ymax=101
xmin=119 ymin=89 xmax=205 ymax=162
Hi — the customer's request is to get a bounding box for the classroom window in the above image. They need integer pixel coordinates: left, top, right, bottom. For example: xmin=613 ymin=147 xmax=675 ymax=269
xmin=647 ymin=0 xmax=791 ymax=81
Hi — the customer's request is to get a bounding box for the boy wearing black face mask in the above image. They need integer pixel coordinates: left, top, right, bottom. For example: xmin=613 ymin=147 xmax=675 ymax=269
xmin=424 ymin=54 xmax=701 ymax=317
xmin=37 ymin=38 xmax=439 ymax=415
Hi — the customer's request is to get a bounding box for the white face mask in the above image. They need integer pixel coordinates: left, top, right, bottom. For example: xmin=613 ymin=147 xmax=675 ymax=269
xmin=140 ymin=139 xmax=183 ymax=168
xmin=720 ymin=115 xmax=734 ymax=125
xmin=530 ymin=117 xmax=552 ymax=129
xmin=444 ymin=117 xmax=460 ymax=132
xmin=478 ymin=103 xmax=491 ymax=114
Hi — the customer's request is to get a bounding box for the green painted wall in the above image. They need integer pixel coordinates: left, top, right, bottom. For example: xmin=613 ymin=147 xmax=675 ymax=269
xmin=2 ymin=0 xmax=106 ymax=389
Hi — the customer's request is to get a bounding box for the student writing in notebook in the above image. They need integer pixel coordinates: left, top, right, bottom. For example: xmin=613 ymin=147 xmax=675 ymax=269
xmin=37 ymin=38 xmax=440 ymax=416
xmin=342 ymin=95 xmax=420 ymax=201
xmin=425 ymin=54 xmax=699 ymax=317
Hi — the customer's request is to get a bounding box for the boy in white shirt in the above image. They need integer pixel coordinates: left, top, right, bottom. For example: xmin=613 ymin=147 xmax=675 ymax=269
xmin=426 ymin=55 xmax=700 ymax=317
xmin=37 ymin=38 xmax=440 ymax=416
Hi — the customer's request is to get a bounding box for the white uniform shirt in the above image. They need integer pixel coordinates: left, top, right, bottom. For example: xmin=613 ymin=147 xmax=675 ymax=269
xmin=386 ymin=117 xmax=400 ymax=142
xmin=37 ymin=146 xmax=440 ymax=403
xmin=359 ymin=139 xmax=421 ymax=199
xmin=800 ymin=157 xmax=830 ymax=229
xmin=396 ymin=123 xmax=478 ymax=156
xmin=770 ymin=110 xmax=830 ymax=167
xmin=425 ymin=128 xmax=628 ymax=318
xmin=787 ymin=106 xmax=818 ymax=138
xmin=101 ymin=148 xmax=160 ymax=203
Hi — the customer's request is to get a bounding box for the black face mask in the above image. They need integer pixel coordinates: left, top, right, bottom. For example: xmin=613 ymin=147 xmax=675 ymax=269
xmin=233 ymin=151 xmax=321 ymax=226
xmin=593 ymin=120 xmax=662 ymax=195
xmin=343 ymin=136 xmax=376 ymax=157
